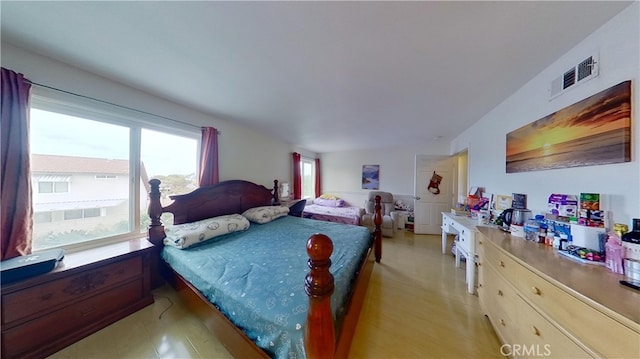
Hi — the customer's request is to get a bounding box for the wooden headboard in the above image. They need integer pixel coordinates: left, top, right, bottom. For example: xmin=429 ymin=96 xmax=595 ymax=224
xmin=148 ymin=179 xmax=278 ymax=245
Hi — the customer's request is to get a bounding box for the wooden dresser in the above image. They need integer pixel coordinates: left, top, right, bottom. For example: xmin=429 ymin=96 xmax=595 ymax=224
xmin=476 ymin=226 xmax=640 ymax=358
xmin=1 ymin=238 xmax=154 ymax=359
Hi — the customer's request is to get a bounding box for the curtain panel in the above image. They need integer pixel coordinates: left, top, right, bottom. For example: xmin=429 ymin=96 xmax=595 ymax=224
xmin=1 ymin=67 xmax=33 ymax=260
xmin=315 ymin=157 xmax=321 ymax=198
xmin=292 ymin=152 xmax=301 ymax=199
xmin=199 ymin=127 xmax=219 ymax=187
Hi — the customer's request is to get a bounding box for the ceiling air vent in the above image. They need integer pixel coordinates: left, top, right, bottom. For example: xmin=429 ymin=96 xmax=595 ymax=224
xmin=549 ymin=53 xmax=599 ymax=100
xmin=563 ymin=68 xmax=576 ymax=89
xmin=577 ymin=56 xmax=595 ymax=81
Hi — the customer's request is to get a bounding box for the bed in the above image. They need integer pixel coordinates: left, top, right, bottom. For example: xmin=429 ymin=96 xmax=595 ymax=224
xmin=302 ymin=198 xmax=364 ymax=225
xmin=147 ymin=179 xmax=383 ymax=359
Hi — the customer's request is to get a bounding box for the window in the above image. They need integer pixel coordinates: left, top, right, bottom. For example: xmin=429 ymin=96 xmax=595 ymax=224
xmin=63 ymin=208 xmax=101 ymax=220
xmin=140 ymin=128 xmax=198 ymax=232
xmin=30 ymin=91 xmax=199 ymax=251
xmin=34 ymin=212 xmax=53 ymax=224
xmin=38 ymin=181 xmax=69 ymax=193
xmin=300 ymin=157 xmax=316 ymax=199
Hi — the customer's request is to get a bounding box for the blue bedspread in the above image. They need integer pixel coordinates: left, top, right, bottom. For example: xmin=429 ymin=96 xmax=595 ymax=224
xmin=162 ymin=216 xmax=372 ymax=359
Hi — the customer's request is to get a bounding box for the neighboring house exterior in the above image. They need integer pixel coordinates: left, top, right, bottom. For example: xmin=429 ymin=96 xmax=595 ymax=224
xmin=31 ymin=154 xmax=130 ymax=248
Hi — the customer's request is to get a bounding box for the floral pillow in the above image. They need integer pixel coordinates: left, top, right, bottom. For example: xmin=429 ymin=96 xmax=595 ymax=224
xmin=164 ymin=214 xmax=250 ymax=249
xmin=242 ymin=205 xmax=290 ymax=224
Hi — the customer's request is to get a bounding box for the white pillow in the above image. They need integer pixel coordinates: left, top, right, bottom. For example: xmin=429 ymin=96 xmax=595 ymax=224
xmin=164 ymin=214 xmax=250 ymax=249
xmin=242 ymin=205 xmax=289 ymax=224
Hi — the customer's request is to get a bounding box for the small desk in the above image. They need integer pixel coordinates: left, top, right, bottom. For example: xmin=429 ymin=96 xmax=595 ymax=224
xmin=441 ymin=212 xmax=481 ymax=294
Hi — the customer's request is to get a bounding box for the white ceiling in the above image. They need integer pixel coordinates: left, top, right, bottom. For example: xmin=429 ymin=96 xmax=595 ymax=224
xmin=1 ymin=1 xmax=632 ymax=153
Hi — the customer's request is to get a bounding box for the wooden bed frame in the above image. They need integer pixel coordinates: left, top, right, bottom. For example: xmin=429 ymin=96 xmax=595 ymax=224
xmin=147 ymin=179 xmax=383 ymax=359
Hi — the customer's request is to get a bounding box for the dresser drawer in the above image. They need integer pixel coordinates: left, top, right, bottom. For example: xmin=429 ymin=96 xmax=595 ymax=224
xmin=442 ymin=214 xmax=451 ymax=232
xmin=2 ymin=256 xmax=142 ymax=324
xmin=482 ymin=263 xmax=518 ymax=323
xmin=513 ymin=264 xmax=639 ymax=358
xmin=482 ymin=239 xmax=522 ymax=287
xmin=2 ymin=279 xmax=143 ymax=358
xmin=517 ymin=298 xmax=593 ymax=359
xmin=486 ymin=305 xmax=519 ymax=347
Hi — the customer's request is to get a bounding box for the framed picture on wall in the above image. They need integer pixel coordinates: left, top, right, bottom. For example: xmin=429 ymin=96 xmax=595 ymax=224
xmin=362 ymin=165 xmax=379 ymax=190
xmin=506 ymin=80 xmax=631 ymax=173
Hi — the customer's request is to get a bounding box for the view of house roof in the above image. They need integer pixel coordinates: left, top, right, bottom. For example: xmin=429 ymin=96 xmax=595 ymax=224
xmin=31 ymin=154 xmax=129 ymax=174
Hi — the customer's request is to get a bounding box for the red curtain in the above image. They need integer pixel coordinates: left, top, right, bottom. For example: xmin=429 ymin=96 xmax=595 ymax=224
xmin=199 ymin=127 xmax=219 ymax=186
xmin=315 ymin=157 xmax=321 ymax=198
xmin=1 ymin=68 xmax=33 ymax=260
xmin=292 ymin=152 xmax=301 ymax=199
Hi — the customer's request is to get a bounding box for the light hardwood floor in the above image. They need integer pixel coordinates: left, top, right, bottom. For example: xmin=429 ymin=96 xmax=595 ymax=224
xmin=48 ymin=231 xmax=501 ymax=359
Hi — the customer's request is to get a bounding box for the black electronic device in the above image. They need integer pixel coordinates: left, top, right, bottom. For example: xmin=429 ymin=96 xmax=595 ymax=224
xmin=0 ymin=248 xmax=65 ymax=283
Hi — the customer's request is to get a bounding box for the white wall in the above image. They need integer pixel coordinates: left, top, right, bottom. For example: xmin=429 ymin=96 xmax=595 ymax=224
xmin=1 ymin=43 xmax=296 ymax=188
xmin=321 ymin=142 xmax=449 ymax=207
xmin=451 ymin=3 xmax=640 ymax=225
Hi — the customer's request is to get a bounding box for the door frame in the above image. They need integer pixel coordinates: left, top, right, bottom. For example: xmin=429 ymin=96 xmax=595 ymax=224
xmin=413 ymin=154 xmax=457 ymax=234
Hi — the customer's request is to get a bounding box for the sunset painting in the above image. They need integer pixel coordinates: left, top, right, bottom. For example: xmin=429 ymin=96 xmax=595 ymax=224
xmin=506 ymin=81 xmax=631 ymax=173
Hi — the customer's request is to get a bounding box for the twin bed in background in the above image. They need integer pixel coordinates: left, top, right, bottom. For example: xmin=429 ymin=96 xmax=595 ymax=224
xmin=147 ymin=179 xmax=383 ymax=359
xmin=301 ymin=196 xmax=364 ymax=225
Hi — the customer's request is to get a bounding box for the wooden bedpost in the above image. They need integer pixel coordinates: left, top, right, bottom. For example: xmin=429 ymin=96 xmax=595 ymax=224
xmin=273 ymin=179 xmax=280 ymax=205
xmin=148 ymin=179 xmax=166 ymax=246
xmin=373 ymin=195 xmax=382 ymax=263
xmin=305 ymin=234 xmax=335 ymax=359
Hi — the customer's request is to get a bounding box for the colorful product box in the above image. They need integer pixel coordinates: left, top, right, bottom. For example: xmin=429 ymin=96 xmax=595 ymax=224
xmin=548 ymin=194 xmax=578 ymax=217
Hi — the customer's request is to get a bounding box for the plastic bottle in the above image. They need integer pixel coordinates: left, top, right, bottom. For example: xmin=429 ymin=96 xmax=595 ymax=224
xmin=605 ymin=232 xmax=625 ymax=274
xmin=535 ymin=215 xmax=547 ymax=244
xmin=545 ymin=232 xmax=554 ymax=246
xmin=524 ymin=218 xmax=539 ymax=242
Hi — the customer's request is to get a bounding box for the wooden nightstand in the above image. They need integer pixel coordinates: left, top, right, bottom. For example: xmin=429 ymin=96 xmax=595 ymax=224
xmin=1 ymin=238 xmax=154 ymax=359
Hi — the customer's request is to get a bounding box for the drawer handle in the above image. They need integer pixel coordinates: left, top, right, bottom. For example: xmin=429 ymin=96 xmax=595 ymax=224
xmin=500 ymin=319 xmax=506 ymax=326
xmin=499 ymin=260 xmax=505 ymax=267
xmin=479 ymin=241 xmax=483 ymax=245
xmin=531 ymin=286 xmax=542 ymax=295
xmin=498 ymin=290 xmax=503 ymax=296
xmin=41 ymin=293 xmax=53 ymax=301
xmin=531 ymin=326 xmax=540 ymax=336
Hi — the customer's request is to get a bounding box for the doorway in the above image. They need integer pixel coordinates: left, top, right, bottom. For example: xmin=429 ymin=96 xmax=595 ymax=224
xmin=455 ymin=150 xmax=469 ymax=204
xmin=413 ymin=155 xmax=455 ymax=234
xmin=412 ymin=151 xmax=469 ymax=235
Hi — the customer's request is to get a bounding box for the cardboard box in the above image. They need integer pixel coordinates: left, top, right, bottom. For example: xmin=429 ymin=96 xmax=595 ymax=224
xmin=548 ymin=194 xmax=578 ymax=217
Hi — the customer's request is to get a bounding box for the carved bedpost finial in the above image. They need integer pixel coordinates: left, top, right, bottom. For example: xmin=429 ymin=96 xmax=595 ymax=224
xmin=373 ymin=195 xmax=382 ymax=263
xmin=148 ymin=179 xmax=166 ymax=245
xmin=304 ymin=233 xmax=335 ymax=359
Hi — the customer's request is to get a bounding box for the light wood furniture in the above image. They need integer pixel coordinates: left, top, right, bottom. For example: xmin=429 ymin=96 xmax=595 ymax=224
xmin=147 ymin=179 xmax=383 ymax=359
xmin=1 ymin=238 xmax=154 ymax=359
xmin=477 ymin=226 xmax=640 ymax=358
xmin=441 ymin=212 xmax=480 ymax=294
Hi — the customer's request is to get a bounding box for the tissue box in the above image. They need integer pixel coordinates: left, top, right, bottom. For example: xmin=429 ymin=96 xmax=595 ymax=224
xmin=548 ymin=194 xmax=578 ymax=217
